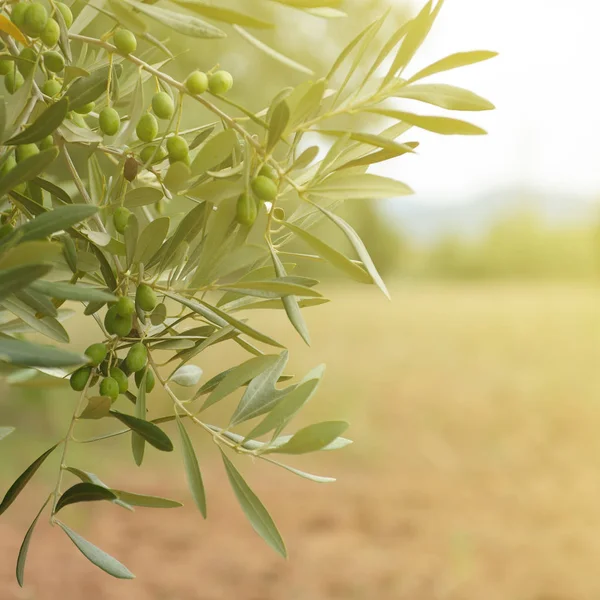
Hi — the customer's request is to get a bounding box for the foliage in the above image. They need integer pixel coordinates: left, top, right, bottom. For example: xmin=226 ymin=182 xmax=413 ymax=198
xmin=0 ymin=0 xmax=494 ymax=585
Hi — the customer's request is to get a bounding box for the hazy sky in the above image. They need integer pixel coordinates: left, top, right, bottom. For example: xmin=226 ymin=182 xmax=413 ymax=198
xmin=375 ymin=0 xmax=600 ymax=203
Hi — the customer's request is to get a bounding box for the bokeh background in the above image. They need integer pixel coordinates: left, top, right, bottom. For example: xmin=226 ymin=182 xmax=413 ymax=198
xmin=4 ymin=1 xmax=600 ymax=598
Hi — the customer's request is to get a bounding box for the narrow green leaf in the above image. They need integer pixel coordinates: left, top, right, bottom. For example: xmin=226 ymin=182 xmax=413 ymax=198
xmin=190 ymin=129 xmax=238 ymax=176
xmin=124 ymin=0 xmax=225 ymax=38
xmin=0 ymin=339 xmax=86 ymax=368
xmin=16 ymin=496 xmax=50 ymax=587
xmin=55 ymin=483 xmax=117 ymax=512
xmin=124 ymin=186 xmax=163 ymax=208
xmin=65 ymin=467 xmax=133 ymax=511
xmin=219 ymin=280 xmax=322 ymax=299
xmin=394 ymin=83 xmax=494 ymax=111
xmin=339 ymin=142 xmax=419 ymax=170
xmin=202 ymin=355 xmax=280 ymax=410
xmin=111 ymin=490 xmax=182 ymax=509
xmin=230 ymin=351 xmax=289 ymax=425
xmin=57 ymin=521 xmax=135 ymax=580
xmin=134 ymin=217 xmax=170 ymax=265
xmin=29 ymin=281 xmax=117 ymax=303
xmin=171 ymin=0 xmax=273 ymax=28
xmin=0 ymin=426 xmax=15 ymax=441
xmin=221 ymin=451 xmax=286 ymax=557
xmin=281 ymin=221 xmax=371 ymax=283
xmin=110 ymin=411 xmax=174 ymax=452
xmin=233 ymin=25 xmax=314 ymax=75
xmin=6 ymin=98 xmax=69 ymax=145
xmin=290 ymin=146 xmax=319 ymax=171
xmin=33 ymin=177 xmax=72 ymax=204
xmin=0 ymin=264 xmax=52 ymax=302
xmin=309 ymin=172 xmax=413 ymax=199
xmin=0 ymin=444 xmax=58 ymax=516
xmin=267 ymin=100 xmax=290 ymax=152
xmin=124 ymin=213 xmax=139 ymax=270
xmin=264 ymin=421 xmax=348 ymax=454
xmin=0 ymin=147 xmax=59 ymax=199
xmin=132 ymin=370 xmax=147 ymax=466
xmin=407 ymin=49 xmax=499 ymax=84
xmin=176 ymin=415 xmax=206 ymax=517
xmin=1 ymin=297 xmax=70 ymax=343
xmin=18 ymin=204 xmax=98 ymax=243
xmin=318 ymin=129 xmax=417 ymax=155
xmin=79 ymin=396 xmax=112 ymax=420
xmin=310 ymin=201 xmax=390 ymax=299
xmin=366 ymin=107 xmax=487 ymax=135
xmin=65 ymin=64 xmax=123 ymax=111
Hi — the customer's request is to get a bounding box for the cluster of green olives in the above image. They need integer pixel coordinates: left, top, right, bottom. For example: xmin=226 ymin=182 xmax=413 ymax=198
xmin=236 ymin=164 xmax=280 ymax=226
xmin=70 ymin=340 xmax=155 ymax=401
xmin=70 ymin=284 xmax=160 ymax=398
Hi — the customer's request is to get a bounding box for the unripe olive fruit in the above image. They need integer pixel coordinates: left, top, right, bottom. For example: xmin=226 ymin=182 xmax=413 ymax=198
xmin=99 ymin=376 xmax=119 ymax=401
xmin=140 ymin=144 xmax=167 ymax=164
xmin=104 ymin=305 xmax=133 ymax=337
xmin=166 ymin=135 xmax=189 ymax=163
xmin=236 ymin=192 xmax=257 ymax=227
xmin=10 ymin=3 xmax=28 ymax=28
xmin=136 ymin=113 xmax=158 ymax=142
xmin=17 ymin=47 xmax=36 ymax=77
xmin=115 ymin=295 xmax=135 ymax=317
xmin=40 ymin=18 xmax=60 ymax=46
xmin=16 ymin=144 xmax=39 ymax=163
xmin=5 ymin=71 xmax=24 ymax=94
xmin=151 ymin=91 xmax=174 ymax=120
xmin=251 ymin=175 xmax=278 ymax=202
xmin=42 ymin=78 xmax=62 ymax=97
xmin=43 ymin=50 xmax=64 ymax=73
xmin=0 ymin=155 xmax=16 ymax=177
xmin=185 ymin=70 xmax=208 ymax=95
xmin=99 ymin=107 xmax=120 ymax=136
xmin=0 ymin=60 xmax=11 ymax=75
xmin=125 ymin=342 xmax=148 ymax=373
xmin=22 ymin=3 xmax=49 ymax=38
xmin=113 ymin=28 xmax=137 ymax=55
xmin=55 ymin=2 xmax=73 ymax=28
xmin=136 ymin=283 xmax=157 ymax=312
xmin=75 ymin=101 xmax=94 ymax=115
xmin=38 ymin=135 xmax=54 ymax=150
xmin=85 ymin=343 xmax=108 ymax=366
xmin=135 ymin=368 xmax=155 ymax=393
xmin=113 ymin=206 xmax=132 ymax=234
xmin=70 ymin=367 xmax=91 ymax=392
xmin=109 ymin=367 xmax=129 ymax=394
xmin=208 ymin=70 xmax=233 ymax=95
xmin=258 ymin=164 xmax=278 ymax=182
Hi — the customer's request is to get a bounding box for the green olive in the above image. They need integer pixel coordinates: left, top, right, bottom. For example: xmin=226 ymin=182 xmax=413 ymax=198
xmin=0 ymin=60 xmax=12 ymax=76
xmin=113 ymin=206 xmax=132 ymax=234
xmin=104 ymin=305 xmax=133 ymax=337
xmin=109 ymin=367 xmax=129 ymax=394
xmin=251 ymin=175 xmax=278 ymax=202
xmin=38 ymin=135 xmax=54 ymax=150
xmin=22 ymin=3 xmax=49 ymax=38
xmin=125 ymin=342 xmax=148 ymax=373
xmin=85 ymin=343 xmax=108 ymax=366
xmin=135 ymin=367 xmax=155 ymax=393
xmin=75 ymin=101 xmax=95 ymax=115
xmin=166 ymin=135 xmax=189 ymax=164
xmin=136 ymin=113 xmax=158 ymax=142
xmin=258 ymin=164 xmax=278 ymax=182
xmin=43 ymin=50 xmax=65 ymax=73
xmin=17 ymin=47 xmax=37 ymax=78
xmin=16 ymin=144 xmax=40 ymax=163
xmin=55 ymin=2 xmax=73 ymax=28
xmin=5 ymin=71 xmax=24 ymax=94
xmin=208 ymin=70 xmax=233 ymax=95
xmin=136 ymin=283 xmax=157 ymax=312
xmin=70 ymin=367 xmax=92 ymax=392
xmin=40 ymin=18 xmax=60 ymax=47
xmin=99 ymin=376 xmax=119 ymax=401
xmin=140 ymin=144 xmax=167 ymax=165
xmin=115 ymin=295 xmax=135 ymax=317
xmin=42 ymin=78 xmax=62 ymax=98
xmin=151 ymin=91 xmax=174 ymax=120
xmin=10 ymin=3 xmax=29 ymax=28
xmin=236 ymin=192 xmax=257 ymax=227
xmin=99 ymin=107 xmax=120 ymax=136
xmin=185 ymin=70 xmax=208 ymax=95
xmin=113 ymin=28 xmax=137 ymax=55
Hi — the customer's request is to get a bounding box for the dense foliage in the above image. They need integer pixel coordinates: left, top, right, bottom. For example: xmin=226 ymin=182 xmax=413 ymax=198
xmin=0 ymin=0 xmax=494 ymax=585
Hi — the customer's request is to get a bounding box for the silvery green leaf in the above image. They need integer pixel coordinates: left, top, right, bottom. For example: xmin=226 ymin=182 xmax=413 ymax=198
xmin=170 ymin=365 xmax=203 ymax=387
xmin=176 ymin=415 xmax=206 ymax=517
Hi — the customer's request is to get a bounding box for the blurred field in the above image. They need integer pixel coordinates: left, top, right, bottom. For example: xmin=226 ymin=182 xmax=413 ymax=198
xmin=3 ymin=282 xmax=600 ymax=599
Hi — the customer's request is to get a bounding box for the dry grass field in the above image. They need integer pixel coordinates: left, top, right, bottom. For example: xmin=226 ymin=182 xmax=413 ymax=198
xmin=3 ymin=283 xmax=600 ymax=599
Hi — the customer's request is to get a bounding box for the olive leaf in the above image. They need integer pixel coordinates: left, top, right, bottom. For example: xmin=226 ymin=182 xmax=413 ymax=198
xmin=6 ymin=98 xmax=69 ymax=145
xmin=176 ymin=415 xmax=207 ymax=517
